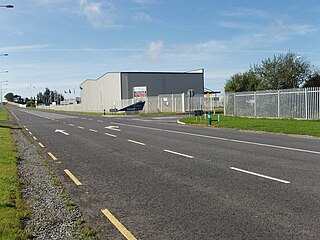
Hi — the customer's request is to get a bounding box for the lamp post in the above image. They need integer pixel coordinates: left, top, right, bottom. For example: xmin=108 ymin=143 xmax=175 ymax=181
xmin=0 ymin=71 xmax=8 ymax=104
xmin=0 ymin=80 xmax=8 ymax=104
xmin=0 ymin=5 xmax=14 ymax=8
xmin=0 ymin=53 xmax=8 ymax=56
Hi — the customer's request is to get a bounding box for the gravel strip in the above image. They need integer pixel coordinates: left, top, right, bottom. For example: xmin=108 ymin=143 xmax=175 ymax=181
xmin=13 ymin=129 xmax=94 ymax=240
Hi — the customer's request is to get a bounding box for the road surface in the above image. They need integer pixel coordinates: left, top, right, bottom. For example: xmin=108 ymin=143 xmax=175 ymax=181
xmin=9 ymin=108 xmax=320 ymax=239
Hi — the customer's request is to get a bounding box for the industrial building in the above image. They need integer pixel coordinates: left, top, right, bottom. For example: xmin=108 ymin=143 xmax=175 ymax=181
xmin=80 ymin=70 xmax=204 ymax=111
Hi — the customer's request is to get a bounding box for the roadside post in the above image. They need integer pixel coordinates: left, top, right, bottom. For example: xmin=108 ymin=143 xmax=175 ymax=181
xmin=187 ymin=89 xmax=195 ymax=118
xmin=208 ymin=111 xmax=212 ymax=125
xmin=217 ymin=114 xmax=220 ymax=122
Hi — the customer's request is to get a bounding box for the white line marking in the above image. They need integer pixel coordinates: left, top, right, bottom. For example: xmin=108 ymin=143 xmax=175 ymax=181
xmin=81 ymin=117 xmax=87 ymax=120
xmin=25 ymin=128 xmax=29 ymax=131
xmin=105 ymin=125 xmax=121 ymax=131
xmin=230 ymin=167 xmax=291 ymax=184
xmin=111 ymin=122 xmax=320 ymax=156
xmin=28 ymin=131 xmax=33 ymax=135
xmin=23 ymin=125 xmax=26 ymax=128
xmin=55 ymin=129 xmax=70 ymax=136
xmin=105 ymin=133 xmax=117 ymax=138
xmin=88 ymin=118 xmax=93 ymax=121
xmin=128 ymin=139 xmax=145 ymax=146
xmin=78 ymin=126 xmax=84 ymax=129
xmin=89 ymin=129 xmax=98 ymax=132
xmin=164 ymin=149 xmax=194 ymax=159
xmin=33 ymin=136 xmax=37 ymax=140
xmin=69 ymin=123 xmax=74 ymax=126
xmin=97 ymin=120 xmax=103 ymax=122
xmin=39 ymin=142 xmax=45 ymax=148
xmin=10 ymin=111 xmax=19 ymax=121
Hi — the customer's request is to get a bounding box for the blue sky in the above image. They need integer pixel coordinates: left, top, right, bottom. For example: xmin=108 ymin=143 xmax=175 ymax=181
xmin=1 ymin=0 xmax=320 ymax=98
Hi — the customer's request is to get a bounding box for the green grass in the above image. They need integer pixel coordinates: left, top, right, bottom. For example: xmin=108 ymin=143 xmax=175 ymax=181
xmin=0 ymin=108 xmax=29 ymax=240
xmin=180 ymin=114 xmax=320 ymax=137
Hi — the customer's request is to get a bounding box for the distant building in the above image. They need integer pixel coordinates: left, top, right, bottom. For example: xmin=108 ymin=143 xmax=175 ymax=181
xmin=80 ymin=70 xmax=204 ymax=111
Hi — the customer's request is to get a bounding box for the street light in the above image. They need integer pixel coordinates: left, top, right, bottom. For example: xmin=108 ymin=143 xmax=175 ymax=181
xmin=0 ymin=5 xmax=14 ymax=8
xmin=0 ymin=80 xmax=8 ymax=104
xmin=0 ymin=54 xmax=8 ymax=57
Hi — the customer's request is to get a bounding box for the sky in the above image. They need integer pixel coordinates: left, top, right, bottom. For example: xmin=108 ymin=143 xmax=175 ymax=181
xmin=1 ymin=0 xmax=320 ymax=99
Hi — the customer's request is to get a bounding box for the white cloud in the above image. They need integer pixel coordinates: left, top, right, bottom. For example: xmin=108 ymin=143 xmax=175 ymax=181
xmin=134 ymin=0 xmax=156 ymax=5
xmin=132 ymin=12 xmax=151 ymax=21
xmin=217 ymin=21 xmax=253 ymax=30
xmin=146 ymin=40 xmax=163 ymax=61
xmin=220 ymin=8 xmax=268 ymax=18
xmin=0 ymin=44 xmax=50 ymax=52
xmin=77 ymin=0 xmax=120 ymax=29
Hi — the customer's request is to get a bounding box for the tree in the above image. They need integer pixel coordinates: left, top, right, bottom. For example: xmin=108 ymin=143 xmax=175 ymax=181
xmin=255 ymin=52 xmax=312 ymax=90
xmin=43 ymin=87 xmax=50 ymax=106
xmin=4 ymin=92 xmax=14 ymax=102
xmin=36 ymin=92 xmax=44 ymax=104
xmin=303 ymin=73 xmax=320 ymax=87
xmin=225 ymin=52 xmax=314 ymax=92
xmin=225 ymin=70 xmax=260 ymax=92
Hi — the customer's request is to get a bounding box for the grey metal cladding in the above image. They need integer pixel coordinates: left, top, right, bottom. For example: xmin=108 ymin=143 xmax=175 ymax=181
xmin=121 ymin=72 xmax=203 ymax=99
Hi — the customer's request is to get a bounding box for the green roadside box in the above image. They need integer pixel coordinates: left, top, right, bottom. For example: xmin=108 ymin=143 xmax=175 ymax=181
xmin=208 ymin=111 xmax=212 ymax=125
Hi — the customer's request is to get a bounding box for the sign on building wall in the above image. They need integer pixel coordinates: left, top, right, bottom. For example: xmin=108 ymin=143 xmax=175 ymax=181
xmin=133 ymin=86 xmax=147 ymax=98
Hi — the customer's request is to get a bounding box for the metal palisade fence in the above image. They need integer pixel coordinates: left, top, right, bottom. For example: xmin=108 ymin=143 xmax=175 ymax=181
xmin=224 ymin=87 xmax=320 ymax=120
xmin=37 ymin=93 xmax=224 ymax=113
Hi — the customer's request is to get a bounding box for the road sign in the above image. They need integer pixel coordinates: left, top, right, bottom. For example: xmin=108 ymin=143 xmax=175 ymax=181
xmin=187 ymin=89 xmax=195 ymax=97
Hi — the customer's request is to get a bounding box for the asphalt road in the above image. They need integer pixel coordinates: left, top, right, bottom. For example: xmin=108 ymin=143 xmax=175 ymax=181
xmin=9 ymin=107 xmax=320 ymax=239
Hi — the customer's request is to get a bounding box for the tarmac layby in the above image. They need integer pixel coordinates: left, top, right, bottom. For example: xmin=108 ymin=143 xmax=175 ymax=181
xmin=9 ymin=107 xmax=320 ymax=239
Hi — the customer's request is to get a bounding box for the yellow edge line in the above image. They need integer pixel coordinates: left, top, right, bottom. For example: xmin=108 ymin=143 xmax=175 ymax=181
xmin=39 ymin=142 xmax=45 ymax=148
xmin=47 ymin=152 xmax=58 ymax=161
xmin=101 ymin=209 xmax=137 ymax=240
xmin=64 ymin=169 xmax=82 ymax=186
xmin=33 ymin=136 xmax=37 ymax=140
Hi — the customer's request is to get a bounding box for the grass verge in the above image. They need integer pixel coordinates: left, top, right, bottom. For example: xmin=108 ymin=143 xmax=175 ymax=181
xmin=180 ymin=114 xmax=320 ymax=137
xmin=0 ymin=108 xmax=29 ymax=240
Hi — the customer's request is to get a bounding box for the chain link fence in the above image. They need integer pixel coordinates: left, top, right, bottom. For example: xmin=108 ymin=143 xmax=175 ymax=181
xmin=225 ymin=87 xmax=320 ymax=120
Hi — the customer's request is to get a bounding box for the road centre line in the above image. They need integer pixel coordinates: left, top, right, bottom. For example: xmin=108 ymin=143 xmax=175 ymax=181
xmin=101 ymin=209 xmax=137 ymax=240
xmin=89 ymin=129 xmax=98 ymax=132
xmin=164 ymin=149 xmax=194 ymax=159
xmin=78 ymin=126 xmax=84 ymax=129
xmin=97 ymin=120 xmax=103 ymax=122
xmin=230 ymin=167 xmax=291 ymax=184
xmin=39 ymin=142 xmax=45 ymax=148
xmin=111 ymin=122 xmax=320 ymax=156
xmin=81 ymin=117 xmax=87 ymax=120
xmin=105 ymin=133 xmax=117 ymax=138
xmin=48 ymin=152 xmax=58 ymax=161
xmin=69 ymin=123 xmax=74 ymax=126
xmin=128 ymin=139 xmax=146 ymax=146
xmin=64 ymin=169 xmax=82 ymax=186
xmin=88 ymin=118 xmax=93 ymax=121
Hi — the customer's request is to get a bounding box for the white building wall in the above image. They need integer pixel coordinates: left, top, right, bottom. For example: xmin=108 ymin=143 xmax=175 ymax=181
xmin=80 ymin=73 xmax=121 ymax=112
